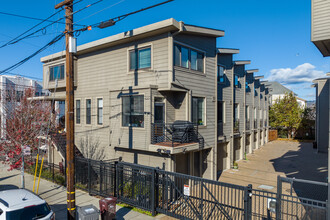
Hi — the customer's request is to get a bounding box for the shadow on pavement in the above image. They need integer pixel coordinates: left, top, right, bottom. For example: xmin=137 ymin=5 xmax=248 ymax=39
xmin=270 ymin=142 xmax=328 ymax=201
xmin=0 ymin=184 xmax=19 ymax=191
xmin=0 ymin=174 xmax=18 ymax=182
xmin=49 ymin=204 xmax=67 ymax=220
xmin=116 ymin=207 xmax=134 ymax=220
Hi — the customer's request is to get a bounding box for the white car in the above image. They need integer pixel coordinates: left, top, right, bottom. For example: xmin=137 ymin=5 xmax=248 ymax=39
xmin=0 ymin=189 xmax=55 ymax=220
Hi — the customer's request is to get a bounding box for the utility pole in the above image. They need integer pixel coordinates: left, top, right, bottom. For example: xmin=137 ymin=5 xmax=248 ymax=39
xmin=55 ymin=0 xmax=75 ymax=219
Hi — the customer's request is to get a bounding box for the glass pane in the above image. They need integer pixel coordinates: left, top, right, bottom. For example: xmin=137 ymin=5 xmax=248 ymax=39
xmin=86 ymin=99 xmax=91 ymax=124
xmin=138 ymin=48 xmax=151 ymax=69
xmin=98 ymin=99 xmax=103 ymax=124
xmin=76 ymin=100 xmax=80 ymax=124
xmin=197 ymin=52 xmax=204 ymax=72
xmin=50 ymin=67 xmax=54 ymax=81
xmin=192 ymin=97 xmax=204 ymax=125
xmin=181 ymin=46 xmax=189 ymax=68
xmin=174 ymin=44 xmax=181 ymax=66
xmin=129 ymin=50 xmax=137 ymax=70
xmin=60 ymin=64 xmax=64 ymax=79
xmin=122 ymin=95 xmax=144 ymax=127
xmin=122 ymin=96 xmax=130 ymax=126
xmin=218 ymin=66 xmax=224 ymax=83
xmin=218 ymin=101 xmax=223 ymax=122
xmin=191 ymin=50 xmax=197 ymax=70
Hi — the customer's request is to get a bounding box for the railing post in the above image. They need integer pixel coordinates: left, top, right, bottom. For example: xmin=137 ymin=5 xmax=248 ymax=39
xmin=244 ymin=184 xmax=252 ymax=220
xmin=88 ymin=158 xmax=91 ymax=195
xmin=151 ymin=168 xmax=157 ymax=216
xmin=276 ymin=175 xmax=282 ymax=220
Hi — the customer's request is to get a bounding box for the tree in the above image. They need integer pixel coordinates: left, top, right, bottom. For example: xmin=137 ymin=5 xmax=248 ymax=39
xmin=269 ymin=92 xmax=303 ymax=138
xmin=79 ymin=135 xmax=105 ymax=160
xmin=0 ymin=87 xmax=55 ymax=170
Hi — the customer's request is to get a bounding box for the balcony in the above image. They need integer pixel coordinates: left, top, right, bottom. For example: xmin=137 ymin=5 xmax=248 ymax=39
xmin=254 ymin=120 xmax=257 ymax=129
xmin=218 ymin=122 xmax=224 ymax=137
xmin=150 ymin=121 xmax=204 ymax=154
xmin=246 ymin=120 xmax=250 ymax=130
xmin=234 ymin=119 xmax=239 ymax=133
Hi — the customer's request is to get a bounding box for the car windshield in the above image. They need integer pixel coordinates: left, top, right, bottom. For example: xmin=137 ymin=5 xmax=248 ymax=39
xmin=6 ymin=203 xmax=51 ymax=220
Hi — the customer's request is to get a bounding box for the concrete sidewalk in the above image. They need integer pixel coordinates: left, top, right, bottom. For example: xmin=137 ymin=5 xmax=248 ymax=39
xmin=0 ymin=163 xmax=173 ymax=220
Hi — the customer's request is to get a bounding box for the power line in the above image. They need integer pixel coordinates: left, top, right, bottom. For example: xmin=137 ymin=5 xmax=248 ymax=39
xmin=0 ymin=33 xmax=65 ymax=75
xmin=76 ymin=0 xmax=174 ymax=32
xmin=0 ymin=9 xmax=64 ymax=49
xmin=0 ymin=11 xmax=84 ymax=27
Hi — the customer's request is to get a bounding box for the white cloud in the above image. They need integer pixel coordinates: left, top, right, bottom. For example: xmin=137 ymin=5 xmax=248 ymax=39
xmin=266 ymin=63 xmax=324 ymax=84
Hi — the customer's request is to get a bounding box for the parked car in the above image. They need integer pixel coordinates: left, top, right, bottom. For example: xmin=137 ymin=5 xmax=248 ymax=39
xmin=0 ymin=189 xmax=54 ymax=220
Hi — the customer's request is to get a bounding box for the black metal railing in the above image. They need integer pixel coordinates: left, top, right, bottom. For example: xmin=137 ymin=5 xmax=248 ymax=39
xmin=71 ymin=158 xmax=327 ymax=219
xmin=218 ymin=122 xmax=224 ymax=137
xmin=234 ymin=119 xmax=239 ymax=133
xmin=151 ymin=121 xmax=204 ymax=148
xmin=246 ymin=120 xmax=250 ymax=130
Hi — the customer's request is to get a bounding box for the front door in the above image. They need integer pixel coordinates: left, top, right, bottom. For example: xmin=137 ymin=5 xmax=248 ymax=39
xmin=154 ymin=103 xmax=165 ymax=124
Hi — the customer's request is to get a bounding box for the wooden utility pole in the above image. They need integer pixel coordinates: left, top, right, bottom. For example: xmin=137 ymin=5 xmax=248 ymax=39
xmin=55 ymin=0 xmax=75 ymax=219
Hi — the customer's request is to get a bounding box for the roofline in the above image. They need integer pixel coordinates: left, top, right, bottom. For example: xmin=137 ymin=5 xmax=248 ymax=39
xmin=312 ymin=77 xmax=330 ymax=83
xmin=217 ymin=48 xmax=240 ymax=54
xmin=41 ymin=18 xmax=224 ymax=63
xmin=255 ymin=76 xmax=264 ymax=80
xmin=296 ymin=97 xmax=307 ymax=102
xmin=246 ymin=69 xmax=259 ymax=74
xmin=234 ymin=60 xmax=251 ymax=65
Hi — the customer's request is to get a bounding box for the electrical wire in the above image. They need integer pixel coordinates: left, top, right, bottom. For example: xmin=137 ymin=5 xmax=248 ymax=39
xmin=0 ymin=33 xmax=65 ymax=75
xmin=75 ymin=0 xmax=174 ymax=32
xmin=0 ymin=9 xmax=64 ymax=49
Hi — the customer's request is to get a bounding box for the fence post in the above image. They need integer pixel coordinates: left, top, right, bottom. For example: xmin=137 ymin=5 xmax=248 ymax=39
xmin=88 ymin=159 xmax=91 ymax=195
xmin=200 ymin=179 xmax=203 ymax=220
xmin=114 ymin=161 xmax=118 ymax=197
xmin=100 ymin=160 xmax=103 ymax=195
xmin=244 ymin=184 xmax=252 ymax=220
xmin=151 ymin=168 xmax=156 ymax=216
xmin=155 ymin=167 xmax=159 ymax=215
xmin=276 ymin=175 xmax=282 ymax=220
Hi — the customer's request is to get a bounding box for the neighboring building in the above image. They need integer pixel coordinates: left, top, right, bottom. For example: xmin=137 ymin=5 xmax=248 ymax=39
xmin=0 ymin=75 xmax=45 ymax=138
xmin=312 ymin=77 xmax=330 ymax=153
xmin=266 ymin=81 xmax=306 ymax=108
xmin=41 ymin=18 xmax=270 ymax=180
xmin=311 ymin=0 xmax=330 ymax=57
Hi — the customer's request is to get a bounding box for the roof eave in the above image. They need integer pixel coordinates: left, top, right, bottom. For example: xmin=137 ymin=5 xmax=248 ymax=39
xmin=217 ymin=48 xmax=240 ymax=54
xmin=234 ymin=60 xmax=251 ymax=65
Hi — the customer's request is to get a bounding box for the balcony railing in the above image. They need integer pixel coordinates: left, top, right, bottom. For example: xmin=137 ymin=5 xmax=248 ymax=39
xmin=246 ymin=120 xmax=250 ymax=130
xmin=260 ymin=120 xmax=263 ymax=128
xmin=151 ymin=121 xmax=204 ymax=149
xmin=234 ymin=119 xmax=239 ymax=133
xmin=218 ymin=122 xmax=224 ymax=137
xmin=254 ymin=120 xmax=257 ymax=129
xmin=265 ymin=120 xmax=267 ymax=127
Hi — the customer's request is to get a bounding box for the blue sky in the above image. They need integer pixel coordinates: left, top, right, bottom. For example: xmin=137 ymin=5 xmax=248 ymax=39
xmin=0 ymin=0 xmax=329 ymax=100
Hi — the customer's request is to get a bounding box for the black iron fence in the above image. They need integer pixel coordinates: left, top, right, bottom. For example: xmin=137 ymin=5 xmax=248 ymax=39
xmin=151 ymin=122 xmax=204 ymax=149
xmin=73 ymin=157 xmax=327 ymax=220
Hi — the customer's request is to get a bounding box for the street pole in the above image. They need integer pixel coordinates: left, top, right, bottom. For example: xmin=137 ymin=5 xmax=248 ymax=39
xmin=55 ymin=1 xmax=75 ymax=219
xmin=21 ymin=145 xmax=24 ymax=188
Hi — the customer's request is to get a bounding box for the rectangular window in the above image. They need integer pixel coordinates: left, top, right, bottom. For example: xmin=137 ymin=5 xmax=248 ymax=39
xmin=174 ymin=44 xmax=204 ymax=72
xmin=129 ymin=47 xmax=151 ymax=70
xmin=181 ymin=46 xmax=189 ymax=68
xmin=254 ymin=108 xmax=257 ymax=119
xmin=76 ymin=100 xmax=80 ymax=124
xmin=234 ymin=75 xmax=239 ymax=88
xmin=122 ymin=95 xmax=144 ymax=127
xmin=218 ymin=66 xmax=225 ymax=83
xmin=86 ymin=99 xmax=91 ymax=124
xmin=49 ymin=64 xmax=64 ymax=81
xmin=218 ymin=101 xmax=223 ymax=123
xmin=192 ymin=97 xmax=205 ymax=125
xmin=246 ymin=106 xmax=249 ymax=119
xmin=234 ymin=104 xmax=239 ymax=120
xmin=97 ymin=98 xmax=103 ymax=125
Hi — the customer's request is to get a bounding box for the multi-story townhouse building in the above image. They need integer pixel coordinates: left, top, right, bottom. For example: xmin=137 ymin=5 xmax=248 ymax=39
xmin=312 ymin=77 xmax=329 ymax=153
xmin=245 ymin=69 xmax=258 ymax=154
xmin=41 ymin=18 xmax=269 ymax=180
xmin=216 ymin=48 xmax=238 ymax=175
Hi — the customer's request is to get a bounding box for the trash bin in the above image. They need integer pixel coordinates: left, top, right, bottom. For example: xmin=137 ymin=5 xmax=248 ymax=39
xmin=99 ymin=197 xmax=117 ymax=220
xmin=76 ymin=204 xmax=99 ymax=220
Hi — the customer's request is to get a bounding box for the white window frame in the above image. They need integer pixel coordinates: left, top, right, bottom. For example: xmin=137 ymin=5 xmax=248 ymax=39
xmin=96 ymin=97 xmax=103 ymax=125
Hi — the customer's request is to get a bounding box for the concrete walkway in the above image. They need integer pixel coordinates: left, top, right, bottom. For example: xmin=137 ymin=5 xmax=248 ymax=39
xmin=219 ymin=140 xmax=327 ymax=197
xmin=0 ymin=163 xmax=173 ymax=220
